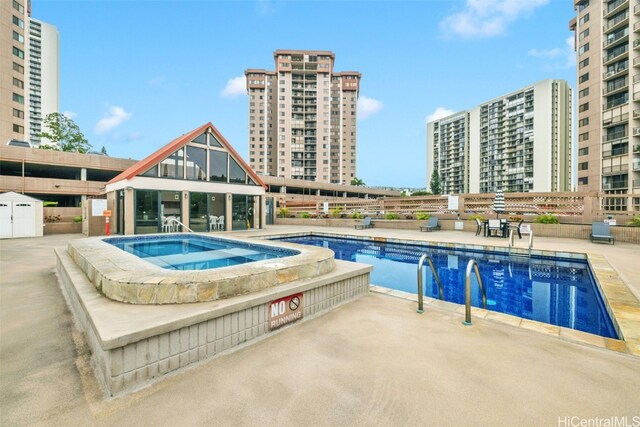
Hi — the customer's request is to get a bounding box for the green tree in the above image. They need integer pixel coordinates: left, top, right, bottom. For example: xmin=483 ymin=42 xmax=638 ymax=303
xmin=38 ymin=113 xmax=91 ymax=153
xmin=429 ymin=169 xmax=441 ymax=195
xmin=350 ymin=177 xmax=365 ymax=186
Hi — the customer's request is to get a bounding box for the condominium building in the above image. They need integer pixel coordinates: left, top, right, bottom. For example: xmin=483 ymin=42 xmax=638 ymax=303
xmin=1 ymin=0 xmax=58 ymax=146
xmin=571 ymin=0 xmax=640 ymax=210
xmin=245 ymin=50 xmax=361 ymax=184
xmin=427 ymin=79 xmax=572 ymax=194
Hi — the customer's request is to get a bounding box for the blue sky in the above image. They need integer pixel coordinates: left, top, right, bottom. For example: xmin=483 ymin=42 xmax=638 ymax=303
xmin=35 ymin=0 xmax=576 ymax=188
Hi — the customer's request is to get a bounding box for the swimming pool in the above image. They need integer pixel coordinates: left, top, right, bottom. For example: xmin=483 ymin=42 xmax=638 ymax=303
xmin=106 ymin=234 xmax=299 ymax=270
xmin=273 ymin=234 xmax=618 ymax=338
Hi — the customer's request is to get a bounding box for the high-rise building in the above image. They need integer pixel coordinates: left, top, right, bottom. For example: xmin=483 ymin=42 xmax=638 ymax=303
xmin=245 ymin=50 xmax=361 ymax=184
xmin=1 ymin=0 xmax=58 ymax=146
xmin=27 ymin=18 xmax=59 ymax=146
xmin=427 ymin=79 xmax=572 ymax=194
xmin=571 ymin=0 xmax=640 ymax=210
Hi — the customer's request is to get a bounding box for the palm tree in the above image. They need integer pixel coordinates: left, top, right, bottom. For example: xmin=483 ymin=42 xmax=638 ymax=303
xmin=350 ymin=177 xmax=365 ymax=186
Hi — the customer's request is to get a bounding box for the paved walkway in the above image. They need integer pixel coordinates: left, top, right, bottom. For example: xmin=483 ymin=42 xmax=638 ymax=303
xmin=1 ymin=230 xmax=639 ymax=426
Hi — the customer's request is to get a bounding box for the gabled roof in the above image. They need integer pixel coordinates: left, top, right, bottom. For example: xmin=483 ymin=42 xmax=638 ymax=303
xmin=107 ymin=122 xmax=266 ymax=189
xmin=0 ymin=191 xmax=42 ymax=202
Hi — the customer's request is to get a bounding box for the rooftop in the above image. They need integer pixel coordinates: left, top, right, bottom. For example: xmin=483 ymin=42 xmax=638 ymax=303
xmin=1 ymin=227 xmax=639 ymax=424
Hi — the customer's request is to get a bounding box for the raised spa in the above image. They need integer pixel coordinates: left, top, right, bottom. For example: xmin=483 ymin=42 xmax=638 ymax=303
xmin=67 ymin=233 xmax=336 ymax=304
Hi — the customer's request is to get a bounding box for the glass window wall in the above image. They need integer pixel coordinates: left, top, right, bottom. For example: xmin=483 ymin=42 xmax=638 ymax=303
xmin=186 ymin=146 xmax=207 ymax=180
xmin=210 ymin=150 xmax=228 ymax=182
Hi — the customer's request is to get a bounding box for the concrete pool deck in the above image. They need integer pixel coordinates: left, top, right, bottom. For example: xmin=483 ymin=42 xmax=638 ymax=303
xmin=1 ymin=228 xmax=639 ymax=425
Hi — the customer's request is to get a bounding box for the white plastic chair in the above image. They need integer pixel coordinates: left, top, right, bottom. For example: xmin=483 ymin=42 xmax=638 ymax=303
xmin=216 ymin=216 xmax=225 ymax=231
xmin=209 ymin=215 xmax=218 ymax=231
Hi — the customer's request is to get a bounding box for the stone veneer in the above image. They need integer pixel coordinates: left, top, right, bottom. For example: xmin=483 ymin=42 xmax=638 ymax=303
xmin=56 ymin=247 xmax=371 ymax=396
xmin=67 ymin=233 xmax=335 ymax=304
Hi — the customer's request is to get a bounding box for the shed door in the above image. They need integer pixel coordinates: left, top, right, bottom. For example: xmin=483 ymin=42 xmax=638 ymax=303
xmin=0 ymin=203 xmax=11 ymax=238
xmin=12 ymin=202 xmax=35 ymax=238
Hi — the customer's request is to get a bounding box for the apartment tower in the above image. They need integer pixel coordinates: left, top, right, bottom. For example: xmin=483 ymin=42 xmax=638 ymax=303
xmin=1 ymin=0 xmax=58 ymax=146
xmin=571 ymin=0 xmax=640 ymax=211
xmin=245 ymin=50 xmax=361 ymax=184
xmin=427 ymin=79 xmax=572 ymax=194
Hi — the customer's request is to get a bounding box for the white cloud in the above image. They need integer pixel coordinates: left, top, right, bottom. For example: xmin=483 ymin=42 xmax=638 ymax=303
xmin=528 ymin=47 xmax=563 ymax=58
xmin=94 ymin=106 xmax=131 ymax=134
xmin=148 ymin=76 xmax=165 ymax=87
xmin=440 ymin=0 xmax=550 ymax=38
xmin=358 ymin=96 xmax=383 ymax=119
xmin=62 ymin=111 xmax=77 ymax=119
xmin=426 ymin=107 xmax=455 ymax=123
xmin=221 ymin=76 xmax=246 ymax=99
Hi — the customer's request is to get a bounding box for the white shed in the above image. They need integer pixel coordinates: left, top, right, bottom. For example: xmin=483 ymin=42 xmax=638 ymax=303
xmin=0 ymin=192 xmax=44 ymax=238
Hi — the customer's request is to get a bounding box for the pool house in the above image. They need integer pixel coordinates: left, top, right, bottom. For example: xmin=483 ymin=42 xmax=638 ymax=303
xmin=105 ymin=123 xmax=266 ymax=235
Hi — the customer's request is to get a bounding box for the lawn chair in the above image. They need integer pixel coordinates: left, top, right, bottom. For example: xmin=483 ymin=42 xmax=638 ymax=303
xmin=487 ymin=219 xmax=503 ymax=237
xmin=420 ymin=217 xmax=441 ymax=232
xmin=590 ymin=222 xmax=614 ymax=244
xmin=355 ymin=216 xmax=374 ymax=230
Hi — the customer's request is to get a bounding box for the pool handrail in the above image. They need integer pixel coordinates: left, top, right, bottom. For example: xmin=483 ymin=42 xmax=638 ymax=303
xmin=463 ymin=259 xmax=487 ymax=326
xmin=168 ymin=217 xmax=194 ymax=233
xmin=508 ymin=228 xmax=534 ymax=258
xmin=417 ymin=253 xmax=444 ymax=313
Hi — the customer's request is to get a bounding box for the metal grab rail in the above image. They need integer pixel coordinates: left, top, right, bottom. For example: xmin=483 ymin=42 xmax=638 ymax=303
xmin=417 ymin=254 xmax=444 ymax=313
xmin=168 ymin=218 xmax=195 ymax=233
xmin=463 ymin=259 xmax=487 ymax=326
xmin=508 ymin=229 xmax=534 ymax=257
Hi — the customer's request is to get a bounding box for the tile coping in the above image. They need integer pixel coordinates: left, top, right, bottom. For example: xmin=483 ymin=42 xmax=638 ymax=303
xmin=256 ymin=231 xmax=640 ymax=357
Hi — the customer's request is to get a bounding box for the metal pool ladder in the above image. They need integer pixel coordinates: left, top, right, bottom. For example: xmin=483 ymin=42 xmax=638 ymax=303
xmin=463 ymin=259 xmax=487 ymax=326
xmin=416 ymin=254 xmax=444 ymax=313
xmin=508 ymin=229 xmax=533 ymax=258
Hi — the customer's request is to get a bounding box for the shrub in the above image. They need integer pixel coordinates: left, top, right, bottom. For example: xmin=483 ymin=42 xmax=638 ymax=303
xmin=73 ymin=215 xmax=83 ymax=223
xmin=44 ymin=215 xmax=61 ymax=223
xmin=278 ymin=207 xmax=289 ymax=218
xmin=508 ymin=215 xmax=522 ymax=222
xmin=411 ymin=191 xmax=431 ymax=196
xmin=385 ymin=213 xmax=400 ymax=220
xmin=300 ymin=212 xmax=311 ymax=219
xmin=628 ymin=214 xmax=640 ymax=227
xmin=330 ymin=206 xmax=343 ymax=218
xmin=534 ymin=214 xmax=559 ymax=224
xmin=351 ymin=212 xmax=364 ymax=219
xmin=468 ymin=214 xmax=485 ymax=222
xmin=416 ymin=212 xmax=431 ymax=221
xmin=404 ymin=214 xmax=414 ymax=220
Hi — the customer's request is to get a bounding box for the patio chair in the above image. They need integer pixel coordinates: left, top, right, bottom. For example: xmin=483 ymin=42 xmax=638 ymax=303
xmin=209 ymin=215 xmax=218 ymax=231
xmin=162 ymin=216 xmax=176 ymax=232
xmin=474 ymin=218 xmax=482 ymax=236
xmin=216 ymin=216 xmax=225 ymax=231
xmin=355 ymin=216 xmax=374 ymax=230
xmin=487 ymin=219 xmax=503 ymax=237
xmin=590 ymin=222 xmax=614 ymax=244
xmin=420 ymin=217 xmax=441 ymax=232
xmin=509 ymin=219 xmax=524 ymax=239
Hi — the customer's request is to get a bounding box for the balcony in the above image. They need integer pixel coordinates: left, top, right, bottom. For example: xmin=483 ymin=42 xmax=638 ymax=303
xmin=604 ymin=65 xmax=628 ymax=79
xmin=604 ymin=28 xmax=629 ymax=48
xmin=603 ymin=78 xmax=629 ymax=95
xmin=602 ymin=164 xmax=629 ymax=174
xmin=604 ymin=11 xmax=629 ymax=32
xmin=604 ymin=0 xmax=628 ymax=18
xmin=635 ymin=127 xmax=640 ymax=136
xmin=636 ymin=3 xmax=640 ymax=14
xmin=635 ymin=21 xmax=640 ymax=32
xmin=604 ymin=45 xmax=629 ymax=64
xmin=634 ymin=159 xmax=640 ymax=170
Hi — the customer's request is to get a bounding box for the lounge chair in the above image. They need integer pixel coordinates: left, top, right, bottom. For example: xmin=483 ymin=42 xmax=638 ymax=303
xmin=355 ymin=216 xmax=374 ymax=230
xmin=420 ymin=217 xmax=441 ymax=232
xmin=590 ymin=222 xmax=614 ymax=244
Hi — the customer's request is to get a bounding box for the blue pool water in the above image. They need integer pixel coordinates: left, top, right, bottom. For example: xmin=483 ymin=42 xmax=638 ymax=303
xmin=105 ymin=234 xmax=298 ymax=270
xmin=274 ymin=235 xmax=618 ymax=338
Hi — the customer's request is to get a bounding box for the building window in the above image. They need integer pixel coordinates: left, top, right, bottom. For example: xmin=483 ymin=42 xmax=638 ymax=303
xmin=12 ymin=93 xmax=24 ymax=104
xmin=12 ymin=47 xmax=24 ymax=59
xmin=12 ymin=15 xmax=24 ymax=29
xmin=578 ymin=88 xmax=589 ymax=98
xmin=579 ymin=118 xmax=589 ymax=127
xmin=578 ymin=43 xmax=589 ymax=56
xmin=578 ymin=162 xmax=588 ymax=171
xmin=579 ymin=13 xmax=589 ymax=25
xmin=578 ymin=177 xmax=589 ymax=185
xmin=12 ymin=77 xmax=24 ymax=89
xmin=579 ymin=147 xmax=589 ymax=156
xmin=13 ymin=62 xmax=24 ymax=73
xmin=13 ymin=0 xmax=24 ymax=12
xmin=579 ymin=58 xmax=589 ymax=69
xmin=579 ymin=73 xmax=589 ymax=84
xmin=12 ymin=108 xmax=24 ymax=119
xmin=579 ymin=132 xmax=589 ymax=141
xmin=13 ymin=124 xmax=24 ymax=133
xmin=578 ymin=103 xmax=589 ymax=113
xmin=579 ymin=28 xmax=589 ymax=40
xmin=12 ymin=31 xmax=24 ymax=43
